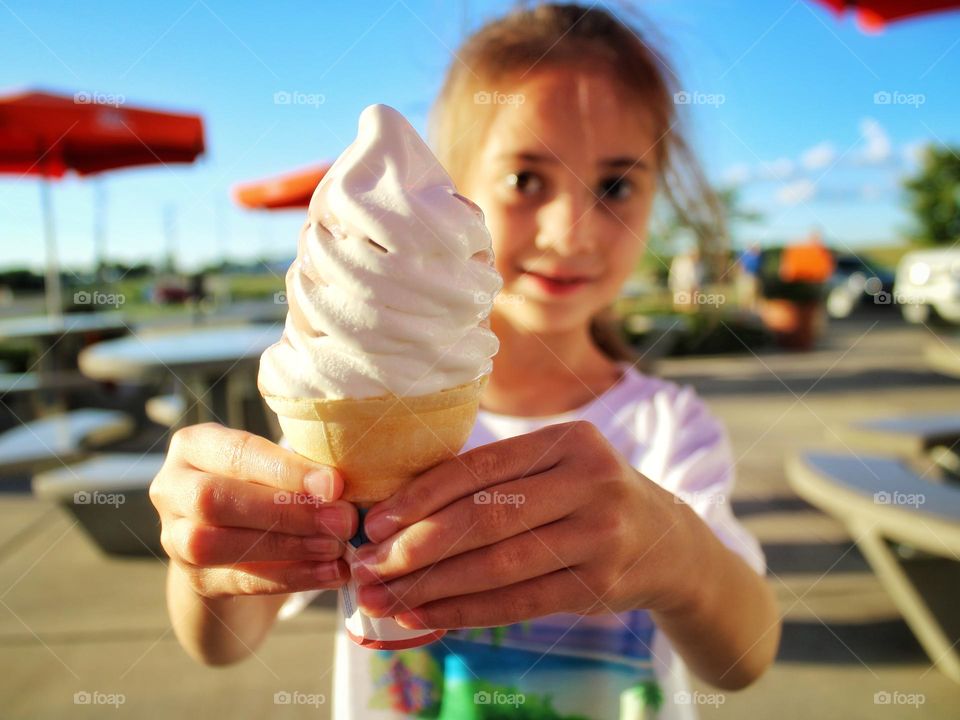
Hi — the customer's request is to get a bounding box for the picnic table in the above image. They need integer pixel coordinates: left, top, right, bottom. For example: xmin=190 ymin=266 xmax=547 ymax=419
xmin=0 ymin=312 xmax=128 ymax=411
xmin=839 ymin=413 xmax=960 ymax=457
xmin=78 ymin=324 xmax=281 ymax=430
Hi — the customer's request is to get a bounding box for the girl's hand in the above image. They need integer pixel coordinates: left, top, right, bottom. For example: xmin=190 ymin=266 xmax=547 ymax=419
xmin=150 ymin=423 xmax=359 ymax=599
xmin=351 ymin=421 xmax=696 ymax=629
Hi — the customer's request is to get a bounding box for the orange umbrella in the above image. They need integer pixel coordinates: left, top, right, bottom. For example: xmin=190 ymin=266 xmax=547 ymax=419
xmin=810 ymin=0 xmax=960 ymax=32
xmin=231 ymin=162 xmax=331 ymax=210
xmin=0 ymin=89 xmax=205 ymax=313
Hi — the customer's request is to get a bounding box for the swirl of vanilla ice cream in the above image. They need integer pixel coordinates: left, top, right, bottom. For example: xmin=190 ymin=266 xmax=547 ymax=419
xmin=258 ymin=104 xmax=502 ymax=400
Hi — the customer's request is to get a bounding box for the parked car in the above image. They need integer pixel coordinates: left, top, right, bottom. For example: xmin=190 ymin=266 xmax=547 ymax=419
xmin=826 ymin=253 xmax=896 ymax=319
xmin=894 ymin=248 xmax=960 ymax=324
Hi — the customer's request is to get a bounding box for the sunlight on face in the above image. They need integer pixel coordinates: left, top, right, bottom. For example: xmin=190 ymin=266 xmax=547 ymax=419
xmin=461 ymin=67 xmax=659 ymax=334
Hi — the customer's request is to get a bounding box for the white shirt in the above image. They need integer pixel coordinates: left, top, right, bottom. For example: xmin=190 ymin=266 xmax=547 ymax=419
xmin=280 ymin=364 xmax=765 ymax=719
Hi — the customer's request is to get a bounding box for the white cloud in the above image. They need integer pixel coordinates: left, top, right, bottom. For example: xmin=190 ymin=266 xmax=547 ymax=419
xmin=801 ymin=142 xmax=837 ymax=171
xmin=758 ymin=157 xmax=795 ymax=181
xmin=861 ymin=183 xmax=885 ymax=201
xmin=722 ymin=163 xmax=751 ymax=185
xmin=859 ymin=118 xmax=892 ymax=165
xmin=776 ymin=179 xmax=816 ymax=206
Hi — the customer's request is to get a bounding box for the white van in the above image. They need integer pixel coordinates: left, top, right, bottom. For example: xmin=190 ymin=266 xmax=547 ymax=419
xmin=894 ymin=248 xmax=960 ymax=324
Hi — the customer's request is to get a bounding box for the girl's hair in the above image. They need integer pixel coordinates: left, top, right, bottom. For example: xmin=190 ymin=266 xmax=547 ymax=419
xmin=430 ymin=2 xmax=723 ymax=363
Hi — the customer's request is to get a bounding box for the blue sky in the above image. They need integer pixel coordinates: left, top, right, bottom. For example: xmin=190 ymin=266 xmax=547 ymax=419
xmin=1 ymin=0 xmax=958 ymax=271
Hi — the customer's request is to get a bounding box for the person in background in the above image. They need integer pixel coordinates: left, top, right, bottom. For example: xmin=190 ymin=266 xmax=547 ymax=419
xmin=780 ymin=228 xmax=835 ymax=285
xmin=669 ymin=247 xmax=704 ymax=312
xmin=736 ymin=242 xmax=762 ymax=311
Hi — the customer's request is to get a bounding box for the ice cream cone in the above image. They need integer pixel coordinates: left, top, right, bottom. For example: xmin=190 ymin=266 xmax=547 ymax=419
xmin=262 ymin=376 xmax=485 ymax=507
xmin=263 ymin=376 xmax=485 ymax=649
xmin=256 ymin=105 xmax=501 ymax=650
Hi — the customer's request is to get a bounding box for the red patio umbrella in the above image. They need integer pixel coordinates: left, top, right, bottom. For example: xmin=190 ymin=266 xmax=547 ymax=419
xmin=0 ymin=89 xmax=205 ymax=314
xmin=231 ymin=162 xmax=331 ymax=210
xmin=810 ymin=0 xmax=960 ymax=32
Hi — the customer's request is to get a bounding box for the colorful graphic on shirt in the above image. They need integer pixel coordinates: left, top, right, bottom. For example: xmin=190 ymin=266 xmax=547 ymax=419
xmin=368 ymin=611 xmax=661 ymax=719
xmin=370 ymin=647 xmax=443 ymax=715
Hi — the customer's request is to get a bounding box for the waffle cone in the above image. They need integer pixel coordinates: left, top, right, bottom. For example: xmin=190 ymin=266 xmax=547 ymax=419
xmin=262 ymin=377 xmax=485 ymax=506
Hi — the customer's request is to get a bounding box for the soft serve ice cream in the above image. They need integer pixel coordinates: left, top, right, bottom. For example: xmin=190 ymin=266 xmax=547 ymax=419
xmin=259 ymin=104 xmax=502 ymax=650
xmin=258 ymin=104 xmax=501 ymax=401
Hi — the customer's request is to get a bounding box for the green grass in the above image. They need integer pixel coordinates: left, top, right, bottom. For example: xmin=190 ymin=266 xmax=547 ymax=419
xmin=67 ymin=273 xmax=285 ymax=322
xmin=857 ymin=244 xmax=914 ymax=270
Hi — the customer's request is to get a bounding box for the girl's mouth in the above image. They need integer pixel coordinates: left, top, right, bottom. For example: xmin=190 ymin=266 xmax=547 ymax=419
xmin=520 ymin=270 xmax=593 ymax=296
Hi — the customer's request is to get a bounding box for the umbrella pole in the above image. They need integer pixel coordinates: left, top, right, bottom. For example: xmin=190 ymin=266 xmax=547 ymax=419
xmin=40 ymin=179 xmax=63 ymax=317
xmin=94 ymin=180 xmax=107 ymax=284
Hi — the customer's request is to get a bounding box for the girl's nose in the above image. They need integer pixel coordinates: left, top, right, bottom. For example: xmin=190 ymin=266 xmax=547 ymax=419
xmin=534 ymin=191 xmax=594 ymax=255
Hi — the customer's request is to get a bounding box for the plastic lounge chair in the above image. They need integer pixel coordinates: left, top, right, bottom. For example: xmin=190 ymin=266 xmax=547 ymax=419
xmin=32 ymin=453 xmax=166 ymax=556
xmin=0 ymin=409 xmax=134 ymax=476
xmin=145 ymin=393 xmax=187 ymax=428
xmin=786 ymin=451 xmax=960 ymax=682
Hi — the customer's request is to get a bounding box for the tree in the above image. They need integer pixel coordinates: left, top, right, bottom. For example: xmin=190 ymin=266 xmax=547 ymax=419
xmin=903 ymin=145 xmax=960 ymax=246
xmin=715 ymin=185 xmax=763 ymax=229
xmin=641 ymin=184 xmax=763 ymax=282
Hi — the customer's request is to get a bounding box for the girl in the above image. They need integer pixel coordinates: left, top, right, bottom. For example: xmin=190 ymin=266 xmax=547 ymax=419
xmin=150 ymin=4 xmax=779 ymax=719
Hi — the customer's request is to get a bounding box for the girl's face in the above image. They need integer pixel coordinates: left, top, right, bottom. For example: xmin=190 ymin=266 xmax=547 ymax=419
xmin=461 ymin=67 xmax=658 ymax=335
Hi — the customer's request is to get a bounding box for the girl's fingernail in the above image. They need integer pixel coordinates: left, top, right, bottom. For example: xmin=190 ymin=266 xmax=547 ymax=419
xmin=315 ymin=508 xmax=347 ymax=536
xmin=394 ymin=612 xmax=425 ymax=629
xmin=304 ymin=468 xmax=333 ymax=499
xmin=304 ymin=536 xmax=337 ymax=554
xmin=358 ymin=584 xmax=390 ymax=612
xmin=350 ymin=546 xmax=379 ymax=584
xmin=314 ymin=562 xmax=340 ymax=582
xmin=353 ymin=543 xmax=377 ymax=564
xmin=363 ymin=512 xmax=396 ymax=541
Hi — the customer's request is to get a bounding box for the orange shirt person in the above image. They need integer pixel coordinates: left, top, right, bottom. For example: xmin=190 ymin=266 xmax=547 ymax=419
xmin=780 ymin=230 xmax=835 ymax=284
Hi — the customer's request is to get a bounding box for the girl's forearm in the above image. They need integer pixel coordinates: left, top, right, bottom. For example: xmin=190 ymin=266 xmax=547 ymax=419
xmin=650 ymin=505 xmax=780 ymax=690
xmin=166 ymin=562 xmax=290 ymax=666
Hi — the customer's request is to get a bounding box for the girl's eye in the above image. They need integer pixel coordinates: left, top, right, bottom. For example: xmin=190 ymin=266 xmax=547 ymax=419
xmin=597 ymin=176 xmax=633 ymax=202
xmin=506 ymin=170 xmax=544 ymax=196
